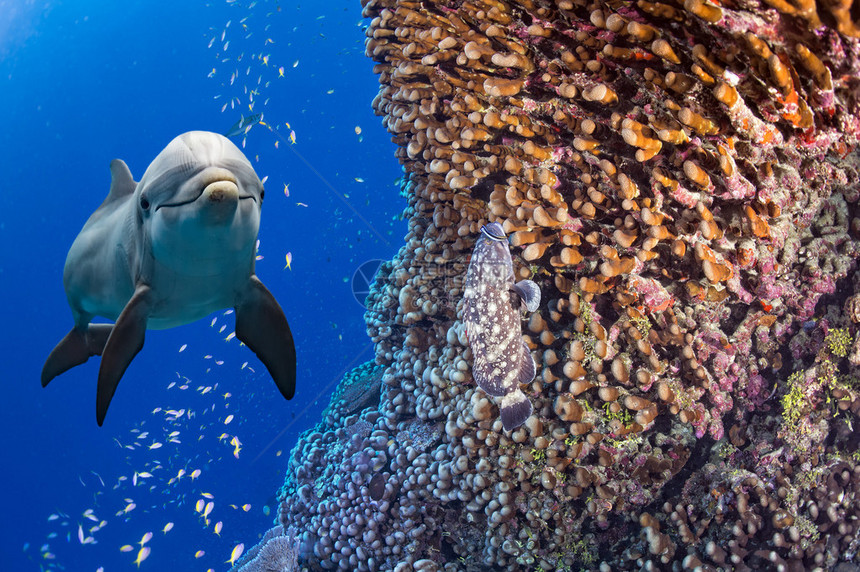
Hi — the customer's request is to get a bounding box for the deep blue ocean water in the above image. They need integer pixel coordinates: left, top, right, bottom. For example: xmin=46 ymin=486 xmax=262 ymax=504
xmin=0 ymin=1 xmax=403 ymax=569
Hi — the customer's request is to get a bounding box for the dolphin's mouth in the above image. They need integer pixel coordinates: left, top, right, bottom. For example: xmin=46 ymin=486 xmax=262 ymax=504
xmin=157 ymin=180 xmax=255 ymax=211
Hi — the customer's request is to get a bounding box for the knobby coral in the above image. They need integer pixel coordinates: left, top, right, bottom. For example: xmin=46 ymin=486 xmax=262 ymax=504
xmin=269 ymin=0 xmax=860 ymax=570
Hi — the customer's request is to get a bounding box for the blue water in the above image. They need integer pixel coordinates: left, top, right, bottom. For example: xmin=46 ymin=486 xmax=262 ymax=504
xmin=0 ymin=1 xmax=403 ymax=569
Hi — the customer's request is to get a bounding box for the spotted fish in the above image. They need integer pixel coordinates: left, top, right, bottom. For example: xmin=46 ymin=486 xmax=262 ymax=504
xmin=463 ymin=222 xmax=541 ymax=431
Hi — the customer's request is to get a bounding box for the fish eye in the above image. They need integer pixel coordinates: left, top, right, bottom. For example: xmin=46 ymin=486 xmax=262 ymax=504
xmin=140 ymin=197 xmax=150 ymax=210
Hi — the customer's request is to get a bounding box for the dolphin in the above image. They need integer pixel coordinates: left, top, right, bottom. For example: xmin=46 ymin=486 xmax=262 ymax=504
xmin=42 ymin=131 xmax=297 ymax=425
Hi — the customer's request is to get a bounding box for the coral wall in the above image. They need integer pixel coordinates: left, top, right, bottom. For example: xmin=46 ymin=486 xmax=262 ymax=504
xmin=275 ymin=0 xmax=860 ymax=570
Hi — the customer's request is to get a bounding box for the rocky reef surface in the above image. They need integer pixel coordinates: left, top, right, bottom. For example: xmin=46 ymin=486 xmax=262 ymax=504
xmin=257 ymin=0 xmax=860 ymax=570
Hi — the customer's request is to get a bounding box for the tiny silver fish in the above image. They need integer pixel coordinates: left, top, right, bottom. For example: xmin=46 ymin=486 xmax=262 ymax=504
xmin=463 ymin=222 xmax=540 ymax=430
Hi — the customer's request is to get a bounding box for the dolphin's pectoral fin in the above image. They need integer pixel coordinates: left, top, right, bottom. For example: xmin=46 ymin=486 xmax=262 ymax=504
xmin=42 ymin=324 xmax=114 ymax=387
xmin=235 ymin=276 xmax=296 ymax=400
xmin=97 ymin=284 xmax=153 ymax=426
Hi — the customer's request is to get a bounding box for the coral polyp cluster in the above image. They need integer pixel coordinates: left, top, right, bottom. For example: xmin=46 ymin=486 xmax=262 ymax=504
xmin=363 ymin=0 xmax=860 ymax=446
xmin=262 ymin=0 xmax=860 ymax=570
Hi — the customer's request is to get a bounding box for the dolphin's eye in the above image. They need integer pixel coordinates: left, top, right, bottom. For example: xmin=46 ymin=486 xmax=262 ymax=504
xmin=140 ymin=197 xmax=150 ymax=210
xmin=260 ymin=188 xmax=265 ymax=201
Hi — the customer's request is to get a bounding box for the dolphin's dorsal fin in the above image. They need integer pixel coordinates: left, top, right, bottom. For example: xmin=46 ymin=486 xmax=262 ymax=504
xmin=102 ymin=159 xmax=137 ymax=206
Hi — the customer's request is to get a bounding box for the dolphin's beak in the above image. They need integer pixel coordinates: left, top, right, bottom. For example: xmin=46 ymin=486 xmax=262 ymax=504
xmin=203 ymin=180 xmax=240 ymax=203
xmin=200 ymin=180 xmax=240 ymax=225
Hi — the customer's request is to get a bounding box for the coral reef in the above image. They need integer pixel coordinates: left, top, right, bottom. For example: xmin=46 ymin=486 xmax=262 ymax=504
xmin=271 ymin=0 xmax=860 ymax=569
xmin=230 ymin=525 xmax=301 ymax=572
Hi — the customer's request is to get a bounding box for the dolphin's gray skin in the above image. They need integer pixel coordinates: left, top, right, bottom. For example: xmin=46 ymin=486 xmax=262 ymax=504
xmin=42 ymin=131 xmax=296 ymax=425
xmin=463 ymin=222 xmax=540 ymax=431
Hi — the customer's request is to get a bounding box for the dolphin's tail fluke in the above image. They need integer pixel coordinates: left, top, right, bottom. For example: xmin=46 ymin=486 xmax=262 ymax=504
xmin=42 ymin=324 xmax=113 ymax=387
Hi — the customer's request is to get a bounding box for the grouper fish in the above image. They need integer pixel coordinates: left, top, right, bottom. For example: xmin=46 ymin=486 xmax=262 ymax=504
xmin=463 ymin=222 xmax=541 ymax=431
xmin=42 ymin=131 xmax=297 ymax=425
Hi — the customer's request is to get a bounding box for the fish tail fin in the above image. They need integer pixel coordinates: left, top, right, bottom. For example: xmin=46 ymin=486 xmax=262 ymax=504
xmin=42 ymin=324 xmax=113 ymax=387
xmin=500 ymin=389 xmax=532 ymax=431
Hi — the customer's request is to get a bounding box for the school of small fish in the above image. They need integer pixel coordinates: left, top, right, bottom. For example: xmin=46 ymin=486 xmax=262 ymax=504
xmin=210 ymin=0 xmax=374 ymax=234
xmin=27 ymin=306 xmax=281 ymax=570
xmin=209 ymin=0 xmax=298 ymax=154
xmin=209 ymin=0 xmax=311 ymax=273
